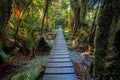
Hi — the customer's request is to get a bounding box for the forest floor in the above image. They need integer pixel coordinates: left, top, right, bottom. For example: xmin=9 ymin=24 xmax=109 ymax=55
xmin=70 ymin=49 xmax=93 ymax=80
xmin=0 ymin=53 xmax=32 ymax=79
xmin=0 ymin=52 xmax=50 ymax=80
xmin=0 ymin=49 xmax=93 ymax=80
xmin=0 ymin=37 xmax=93 ymax=80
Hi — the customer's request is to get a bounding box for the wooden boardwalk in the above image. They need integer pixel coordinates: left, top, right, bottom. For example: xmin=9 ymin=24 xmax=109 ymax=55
xmin=43 ymin=27 xmax=78 ymax=80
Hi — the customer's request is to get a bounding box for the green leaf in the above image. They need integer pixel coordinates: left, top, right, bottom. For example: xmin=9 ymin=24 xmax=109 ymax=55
xmin=11 ymin=47 xmax=20 ymax=55
xmin=0 ymin=48 xmax=10 ymax=60
xmin=106 ymin=61 xmax=114 ymax=68
xmin=27 ymin=40 xmax=35 ymax=51
xmin=18 ymin=41 xmax=23 ymax=47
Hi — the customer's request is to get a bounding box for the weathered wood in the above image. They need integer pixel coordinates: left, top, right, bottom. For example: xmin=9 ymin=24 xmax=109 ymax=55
xmin=51 ymin=52 xmax=69 ymax=55
xmin=49 ymin=57 xmax=70 ymax=59
xmin=52 ymin=51 xmax=69 ymax=53
xmin=43 ymin=27 xmax=78 ymax=80
xmin=43 ymin=74 xmax=78 ymax=80
xmin=45 ymin=67 xmax=75 ymax=74
xmin=48 ymin=58 xmax=71 ymax=62
xmin=53 ymin=45 xmax=67 ymax=47
xmin=52 ymin=48 xmax=68 ymax=50
xmin=47 ymin=62 xmax=73 ymax=68
xmin=49 ymin=55 xmax=70 ymax=58
xmin=53 ymin=49 xmax=68 ymax=51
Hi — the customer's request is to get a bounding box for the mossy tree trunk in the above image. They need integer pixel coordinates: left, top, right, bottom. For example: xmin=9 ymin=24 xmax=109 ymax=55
xmin=89 ymin=9 xmax=99 ymax=46
xmin=73 ymin=4 xmax=80 ymax=36
xmin=106 ymin=1 xmax=120 ymax=79
xmin=72 ymin=0 xmax=88 ymax=37
xmin=80 ymin=0 xmax=87 ymax=22
xmin=41 ymin=0 xmax=50 ymax=36
xmin=0 ymin=0 xmax=13 ymax=64
xmin=0 ymin=0 xmax=13 ymax=47
xmin=70 ymin=0 xmax=80 ymax=37
xmin=106 ymin=29 xmax=120 ymax=80
xmin=94 ymin=0 xmax=114 ymax=80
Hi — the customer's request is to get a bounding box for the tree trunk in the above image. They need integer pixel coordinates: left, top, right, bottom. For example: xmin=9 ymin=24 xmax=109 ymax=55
xmin=80 ymin=0 xmax=87 ymax=22
xmin=89 ymin=9 xmax=99 ymax=46
xmin=41 ymin=0 xmax=50 ymax=36
xmin=73 ymin=5 xmax=80 ymax=36
xmin=106 ymin=29 xmax=120 ymax=80
xmin=0 ymin=0 xmax=13 ymax=48
xmin=94 ymin=0 xmax=114 ymax=79
xmin=0 ymin=0 xmax=13 ymax=36
xmin=14 ymin=20 xmax=20 ymax=45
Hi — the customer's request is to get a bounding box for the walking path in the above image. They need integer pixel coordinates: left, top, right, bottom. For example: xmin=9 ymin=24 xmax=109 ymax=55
xmin=43 ymin=27 xmax=78 ymax=80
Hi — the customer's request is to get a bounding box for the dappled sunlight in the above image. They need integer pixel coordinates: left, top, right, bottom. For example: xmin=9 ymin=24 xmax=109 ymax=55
xmin=82 ymin=45 xmax=93 ymax=55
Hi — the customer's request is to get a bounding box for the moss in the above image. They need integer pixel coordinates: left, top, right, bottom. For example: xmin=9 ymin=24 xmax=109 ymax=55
xmin=94 ymin=0 xmax=114 ymax=79
xmin=10 ymin=56 xmax=48 ymax=80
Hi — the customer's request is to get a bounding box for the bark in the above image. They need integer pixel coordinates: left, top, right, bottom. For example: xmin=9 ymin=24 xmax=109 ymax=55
xmin=89 ymin=9 xmax=99 ymax=46
xmin=73 ymin=0 xmax=88 ymax=37
xmin=106 ymin=2 xmax=120 ymax=77
xmin=94 ymin=0 xmax=114 ymax=80
xmin=45 ymin=9 xmax=49 ymax=32
xmin=0 ymin=0 xmax=13 ymax=36
xmin=80 ymin=0 xmax=87 ymax=22
xmin=0 ymin=0 xmax=13 ymax=64
xmin=14 ymin=20 xmax=20 ymax=45
xmin=41 ymin=0 xmax=50 ymax=36
xmin=0 ymin=0 xmax=13 ymax=47
xmin=0 ymin=55 xmax=3 ymax=65
xmin=73 ymin=5 xmax=80 ymax=36
xmin=106 ymin=30 xmax=120 ymax=80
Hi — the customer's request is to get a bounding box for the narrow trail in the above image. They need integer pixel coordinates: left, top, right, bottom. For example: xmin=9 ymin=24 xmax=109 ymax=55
xmin=43 ymin=26 xmax=78 ymax=80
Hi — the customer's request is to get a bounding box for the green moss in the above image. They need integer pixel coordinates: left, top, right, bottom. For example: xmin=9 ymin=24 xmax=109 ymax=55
xmin=11 ymin=56 xmax=48 ymax=80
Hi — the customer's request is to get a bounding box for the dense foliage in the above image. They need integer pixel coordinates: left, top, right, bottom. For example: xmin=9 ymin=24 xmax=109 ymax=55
xmin=0 ymin=0 xmax=120 ymax=80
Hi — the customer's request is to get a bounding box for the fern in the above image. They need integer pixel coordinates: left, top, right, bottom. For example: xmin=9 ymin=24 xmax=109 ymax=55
xmin=10 ymin=47 xmax=20 ymax=55
xmin=27 ymin=39 xmax=35 ymax=51
xmin=0 ymin=48 xmax=10 ymax=60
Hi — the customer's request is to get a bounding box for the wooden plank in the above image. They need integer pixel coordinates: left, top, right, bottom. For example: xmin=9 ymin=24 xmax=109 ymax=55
xmin=47 ymin=62 xmax=73 ymax=67
xmin=54 ymin=40 xmax=65 ymax=42
xmin=52 ymin=50 xmax=68 ymax=51
xmin=49 ymin=57 xmax=70 ymax=59
xmin=45 ymin=67 xmax=75 ymax=74
xmin=52 ymin=48 xmax=68 ymax=50
xmin=53 ymin=45 xmax=67 ymax=46
xmin=53 ymin=45 xmax=68 ymax=48
xmin=51 ymin=52 xmax=69 ymax=55
xmin=51 ymin=54 xmax=69 ymax=55
xmin=43 ymin=27 xmax=78 ymax=80
xmin=54 ymin=43 xmax=66 ymax=45
xmin=52 ymin=50 xmax=69 ymax=53
xmin=53 ymin=47 xmax=68 ymax=50
xmin=43 ymin=74 xmax=78 ymax=80
xmin=50 ymin=54 xmax=69 ymax=56
xmin=53 ymin=45 xmax=67 ymax=47
xmin=49 ymin=55 xmax=70 ymax=58
xmin=48 ymin=58 xmax=71 ymax=62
